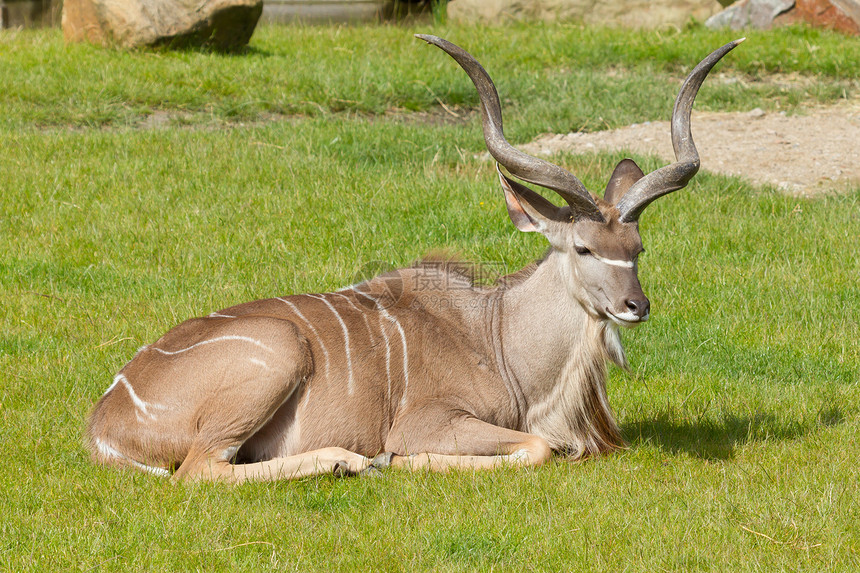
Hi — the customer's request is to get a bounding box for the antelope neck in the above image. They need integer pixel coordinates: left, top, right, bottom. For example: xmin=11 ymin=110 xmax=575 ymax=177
xmin=487 ymin=292 xmax=527 ymax=431
xmin=493 ymin=253 xmax=595 ymax=420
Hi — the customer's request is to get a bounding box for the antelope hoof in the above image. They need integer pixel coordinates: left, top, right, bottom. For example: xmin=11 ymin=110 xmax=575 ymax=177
xmin=359 ymin=465 xmax=384 ymax=478
xmin=369 ymin=451 xmax=395 ymax=470
xmin=332 ymin=460 xmax=354 ymax=478
xmin=358 ymin=452 xmax=395 ymax=477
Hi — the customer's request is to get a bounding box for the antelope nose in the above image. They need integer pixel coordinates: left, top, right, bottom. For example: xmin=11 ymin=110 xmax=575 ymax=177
xmin=626 ymin=298 xmax=650 ymax=319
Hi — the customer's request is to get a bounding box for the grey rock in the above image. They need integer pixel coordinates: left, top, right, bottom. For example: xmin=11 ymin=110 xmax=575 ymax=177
xmin=705 ymin=0 xmax=795 ymax=30
xmin=446 ymin=0 xmax=723 ymax=28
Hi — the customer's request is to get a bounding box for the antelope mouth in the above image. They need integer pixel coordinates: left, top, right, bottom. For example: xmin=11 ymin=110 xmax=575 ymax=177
xmin=605 ymin=309 xmax=649 ymax=328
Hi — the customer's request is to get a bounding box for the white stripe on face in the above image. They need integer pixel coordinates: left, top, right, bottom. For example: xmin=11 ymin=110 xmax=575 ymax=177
xmin=593 ymin=253 xmax=635 ymax=268
xmin=574 ymin=244 xmax=636 ymax=269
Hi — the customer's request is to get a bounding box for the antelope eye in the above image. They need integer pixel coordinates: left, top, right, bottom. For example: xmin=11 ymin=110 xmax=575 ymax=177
xmin=575 ymin=246 xmax=592 ymax=257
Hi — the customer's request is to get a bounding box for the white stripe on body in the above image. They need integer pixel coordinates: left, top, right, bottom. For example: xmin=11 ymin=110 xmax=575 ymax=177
xmin=331 ymin=291 xmax=377 ymax=345
xmin=248 ymin=357 xmax=272 ymax=371
xmin=277 ymin=297 xmax=331 ymax=381
xmin=94 ymin=438 xmax=170 ymax=477
xmin=102 ymin=374 xmax=123 ymax=397
xmin=353 ymin=293 xmax=392 ymax=412
xmin=152 ymin=335 xmax=274 ymax=356
xmin=305 ymin=294 xmax=355 ymax=395
xmin=354 ymin=291 xmax=409 ymax=407
xmin=107 ymin=373 xmax=166 ymax=422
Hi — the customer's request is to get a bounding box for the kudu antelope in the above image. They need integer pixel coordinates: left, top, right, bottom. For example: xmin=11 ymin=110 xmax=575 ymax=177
xmin=87 ymin=35 xmax=742 ymax=482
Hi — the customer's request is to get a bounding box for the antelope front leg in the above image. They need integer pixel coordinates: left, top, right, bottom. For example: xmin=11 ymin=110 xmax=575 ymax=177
xmin=385 ymin=413 xmax=552 ymax=472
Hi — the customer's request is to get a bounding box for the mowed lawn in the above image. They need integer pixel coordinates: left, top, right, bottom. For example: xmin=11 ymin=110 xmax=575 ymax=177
xmin=1 ymin=21 xmax=858 ymax=571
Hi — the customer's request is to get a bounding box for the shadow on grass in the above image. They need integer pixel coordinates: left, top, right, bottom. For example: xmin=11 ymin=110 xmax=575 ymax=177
xmin=621 ymin=409 xmax=845 ymax=461
xmin=148 ymin=40 xmax=273 ymax=57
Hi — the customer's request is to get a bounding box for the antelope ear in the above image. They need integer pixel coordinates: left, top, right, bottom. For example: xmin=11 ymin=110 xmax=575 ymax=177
xmin=604 ymin=159 xmax=645 ymax=205
xmin=496 ymin=166 xmax=565 ymax=233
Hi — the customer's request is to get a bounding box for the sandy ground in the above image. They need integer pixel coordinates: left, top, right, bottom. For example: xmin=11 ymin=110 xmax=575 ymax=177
xmin=520 ymin=99 xmax=860 ymax=196
xmin=138 ymin=97 xmax=860 ymax=196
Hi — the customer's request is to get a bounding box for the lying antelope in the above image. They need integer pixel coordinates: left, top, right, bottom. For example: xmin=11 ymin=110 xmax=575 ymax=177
xmin=87 ymin=35 xmax=742 ymax=482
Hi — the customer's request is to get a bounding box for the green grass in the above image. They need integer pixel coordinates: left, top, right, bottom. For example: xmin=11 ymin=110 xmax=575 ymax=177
xmin=2 ymin=22 xmax=858 ymax=130
xmin=2 ymin=22 xmax=859 ymax=571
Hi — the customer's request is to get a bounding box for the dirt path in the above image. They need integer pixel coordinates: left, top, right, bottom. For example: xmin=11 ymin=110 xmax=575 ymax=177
xmin=521 ymin=99 xmax=860 ymax=196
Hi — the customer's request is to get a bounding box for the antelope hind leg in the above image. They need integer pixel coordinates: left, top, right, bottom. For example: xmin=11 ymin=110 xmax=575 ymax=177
xmin=173 ymin=446 xmax=373 ymax=483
